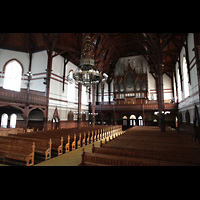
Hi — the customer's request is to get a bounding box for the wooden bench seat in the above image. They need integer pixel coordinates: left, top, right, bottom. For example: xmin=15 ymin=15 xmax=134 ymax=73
xmin=0 ymin=136 xmax=51 ymax=162
xmin=79 ymin=126 xmax=200 ymax=166
xmin=80 ymin=148 xmax=193 ymax=166
xmin=94 ymin=144 xmax=200 ymax=165
xmin=15 ymin=133 xmax=63 ymax=156
xmin=16 ymin=125 xmax=118 ymax=156
xmin=0 ymin=142 xmax=35 ymax=166
xmin=105 ymin=137 xmax=200 ymax=155
xmin=0 ymin=125 xmax=121 ymax=165
xmin=81 ymin=162 xmax=111 ymax=166
xmin=64 ymin=126 xmax=122 ymax=153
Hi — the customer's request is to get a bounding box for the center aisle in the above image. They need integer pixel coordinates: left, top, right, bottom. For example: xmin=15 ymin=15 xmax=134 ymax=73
xmin=36 ymin=137 xmax=103 ymax=166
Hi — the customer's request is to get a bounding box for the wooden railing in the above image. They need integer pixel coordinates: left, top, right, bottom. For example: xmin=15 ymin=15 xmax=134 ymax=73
xmin=95 ymin=103 xmax=178 ymax=112
xmin=0 ymin=87 xmax=47 ymax=106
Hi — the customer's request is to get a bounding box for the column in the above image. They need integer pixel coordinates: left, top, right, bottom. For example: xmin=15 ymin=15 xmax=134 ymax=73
xmin=155 ymin=35 xmax=165 ymax=132
xmin=108 ymin=80 xmax=111 ymax=104
xmin=92 ymin=84 xmax=96 ymax=127
xmin=101 ymin=81 xmax=104 ymax=105
xmin=44 ymin=49 xmax=53 ymax=131
xmin=42 ymin=33 xmax=57 ymax=131
xmin=157 ymin=63 xmax=165 ymax=132
xmin=77 ymin=83 xmax=82 ymax=129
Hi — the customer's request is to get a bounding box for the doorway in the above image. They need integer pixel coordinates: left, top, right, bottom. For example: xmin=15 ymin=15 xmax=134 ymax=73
xmin=130 ymin=115 xmax=136 ymax=126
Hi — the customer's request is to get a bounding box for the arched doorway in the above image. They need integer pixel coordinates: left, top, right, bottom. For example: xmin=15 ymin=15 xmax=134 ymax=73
xmin=122 ymin=115 xmax=128 ymax=130
xmin=52 ymin=117 xmax=59 ymax=130
xmin=185 ymin=110 xmax=190 ymax=125
xmin=130 ymin=114 xmax=136 ymax=126
xmin=52 ymin=108 xmax=60 ymax=130
xmin=28 ymin=108 xmax=44 ymax=131
xmin=138 ymin=116 xmax=143 ymax=126
xmin=122 ymin=116 xmax=128 ymax=126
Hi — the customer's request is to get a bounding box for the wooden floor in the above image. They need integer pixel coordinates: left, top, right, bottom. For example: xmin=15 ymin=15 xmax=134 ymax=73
xmin=36 ymin=136 xmax=103 ymax=166
xmin=0 ymin=132 xmax=104 ymax=166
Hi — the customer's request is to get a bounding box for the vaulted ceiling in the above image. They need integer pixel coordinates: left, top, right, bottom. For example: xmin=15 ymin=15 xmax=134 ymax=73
xmin=0 ymin=33 xmax=187 ymax=77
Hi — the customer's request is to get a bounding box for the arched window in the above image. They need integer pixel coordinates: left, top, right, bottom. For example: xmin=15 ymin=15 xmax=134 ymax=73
xmin=1 ymin=113 xmax=8 ymax=128
xmin=183 ymin=56 xmax=189 ymax=98
xmin=138 ymin=116 xmax=143 ymax=126
xmin=3 ymin=59 xmax=22 ymax=92
xmin=10 ymin=113 xmax=17 ymax=128
xmin=177 ymin=67 xmax=182 ymax=102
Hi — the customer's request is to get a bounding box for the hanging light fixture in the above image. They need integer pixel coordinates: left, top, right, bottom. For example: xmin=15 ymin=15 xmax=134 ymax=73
xmin=73 ymin=35 xmax=108 ymax=87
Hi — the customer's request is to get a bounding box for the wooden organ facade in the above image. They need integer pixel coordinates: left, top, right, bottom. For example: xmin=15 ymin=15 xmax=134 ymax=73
xmin=114 ymin=63 xmax=148 ymax=105
xmin=95 ymin=57 xmax=178 ymax=129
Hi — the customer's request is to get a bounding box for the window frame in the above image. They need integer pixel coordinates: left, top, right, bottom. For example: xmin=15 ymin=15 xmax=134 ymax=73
xmin=3 ymin=59 xmax=24 ymax=92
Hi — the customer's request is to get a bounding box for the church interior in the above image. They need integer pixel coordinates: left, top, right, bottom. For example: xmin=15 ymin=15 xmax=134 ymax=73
xmin=0 ymin=33 xmax=200 ymax=166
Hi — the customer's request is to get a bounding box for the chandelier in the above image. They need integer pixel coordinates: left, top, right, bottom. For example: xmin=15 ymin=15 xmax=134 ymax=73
xmin=73 ymin=35 xmax=108 ymax=87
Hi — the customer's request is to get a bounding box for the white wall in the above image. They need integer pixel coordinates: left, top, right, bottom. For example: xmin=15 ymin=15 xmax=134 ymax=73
xmin=31 ymin=51 xmax=47 ymax=92
xmin=176 ymin=33 xmax=199 ymax=123
xmin=0 ymin=49 xmax=90 ymax=121
xmin=48 ymin=55 xmax=90 ymax=121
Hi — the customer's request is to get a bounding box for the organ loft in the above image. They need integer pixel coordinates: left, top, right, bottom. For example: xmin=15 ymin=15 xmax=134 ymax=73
xmin=0 ymin=33 xmax=200 ymax=166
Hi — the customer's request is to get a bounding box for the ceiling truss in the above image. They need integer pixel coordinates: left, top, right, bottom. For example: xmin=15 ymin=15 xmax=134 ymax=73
xmin=0 ymin=33 xmax=187 ymax=77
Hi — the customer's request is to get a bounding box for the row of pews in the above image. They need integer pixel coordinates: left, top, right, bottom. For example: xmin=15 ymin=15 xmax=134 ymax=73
xmin=0 ymin=127 xmax=24 ymax=136
xmin=79 ymin=126 xmax=200 ymax=166
xmin=0 ymin=125 xmax=122 ymax=166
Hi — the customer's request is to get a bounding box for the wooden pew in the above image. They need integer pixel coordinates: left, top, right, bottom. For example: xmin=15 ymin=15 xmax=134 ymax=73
xmin=64 ymin=127 xmax=111 ymax=153
xmin=65 ymin=135 xmax=70 ymax=152
xmin=94 ymin=144 xmax=200 ymax=165
xmin=0 ymin=136 xmax=52 ymax=162
xmin=80 ymin=134 xmax=198 ymax=166
xmin=4 ymin=125 xmax=122 ymax=165
xmin=82 ymin=132 xmax=86 ymax=147
xmin=100 ymin=126 xmax=200 ymax=165
xmin=0 ymin=128 xmax=17 ymax=136
xmin=15 ymin=132 xmax=63 ymax=157
xmin=0 ymin=142 xmax=35 ymax=166
xmin=72 ymin=134 xmax=76 ymax=150
xmin=0 ymin=125 xmax=121 ymax=166
xmin=105 ymin=137 xmax=200 ymax=156
xmin=80 ymin=148 xmax=192 ymax=166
